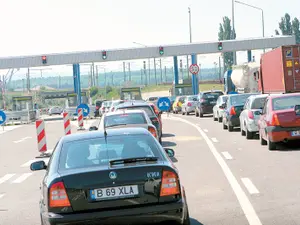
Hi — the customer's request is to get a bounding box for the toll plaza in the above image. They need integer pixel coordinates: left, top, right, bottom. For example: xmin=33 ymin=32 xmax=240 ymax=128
xmin=120 ymin=87 xmax=142 ymax=100
xmin=170 ymin=83 xmax=193 ymax=96
xmin=8 ymin=96 xmax=36 ymax=123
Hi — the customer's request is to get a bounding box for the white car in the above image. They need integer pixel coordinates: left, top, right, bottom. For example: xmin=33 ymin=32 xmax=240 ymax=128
xmin=48 ymin=106 xmax=63 ymax=116
xmin=213 ymin=95 xmax=228 ymax=122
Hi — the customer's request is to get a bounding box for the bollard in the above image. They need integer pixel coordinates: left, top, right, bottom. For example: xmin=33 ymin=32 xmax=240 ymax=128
xmin=35 ymin=120 xmax=51 ymax=158
xmin=77 ymin=108 xmax=85 ymax=130
xmin=63 ymin=112 xmax=71 ymax=135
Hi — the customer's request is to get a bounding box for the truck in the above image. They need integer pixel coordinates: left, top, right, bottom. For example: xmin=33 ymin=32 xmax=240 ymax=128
xmin=223 ymin=69 xmax=236 ymax=94
xmin=230 ymin=62 xmax=260 ymax=94
xmin=259 ymin=45 xmax=300 ymax=94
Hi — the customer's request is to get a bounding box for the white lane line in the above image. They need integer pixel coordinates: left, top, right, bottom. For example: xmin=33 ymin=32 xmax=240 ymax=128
xmin=22 ymin=136 xmax=32 ymax=140
xmin=241 ymin=178 xmax=260 ymax=195
xmin=203 ymin=129 xmax=208 ymax=132
xmin=0 ymin=193 xmax=5 ymax=199
xmin=11 ymin=173 xmax=33 ymax=184
xmin=0 ymin=174 xmax=16 ymax=184
xmin=165 ymin=117 xmax=262 ymax=225
xmin=222 ymin=151 xmax=233 ymax=160
xmin=211 ymin=137 xmax=219 ymax=142
xmin=14 ymin=136 xmax=33 ymax=143
xmin=21 ymin=159 xmax=37 ymax=167
xmin=14 ymin=139 xmax=24 ymax=143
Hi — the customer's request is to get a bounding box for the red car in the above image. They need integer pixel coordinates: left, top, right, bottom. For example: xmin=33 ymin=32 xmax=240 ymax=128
xmin=149 ymin=102 xmax=163 ymax=132
xmin=258 ymin=93 xmax=300 ymax=150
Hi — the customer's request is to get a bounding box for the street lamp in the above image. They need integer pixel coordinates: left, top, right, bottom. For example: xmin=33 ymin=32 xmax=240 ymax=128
xmin=235 ymin=0 xmax=265 ymax=52
xmin=132 ymin=42 xmax=151 ymax=85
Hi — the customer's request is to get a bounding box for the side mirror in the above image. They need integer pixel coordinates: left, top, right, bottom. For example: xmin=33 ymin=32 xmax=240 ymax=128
xmin=30 ymin=161 xmax=47 ymax=171
xmin=164 ymin=148 xmax=175 ymax=157
xmin=89 ymin=126 xmax=98 ymax=131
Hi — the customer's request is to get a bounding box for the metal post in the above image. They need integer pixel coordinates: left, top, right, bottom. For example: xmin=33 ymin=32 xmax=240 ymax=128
xmin=27 ymin=68 xmax=31 ymax=93
xmin=154 ymin=58 xmax=157 ymax=85
xmin=128 ymin=62 xmax=131 ymax=81
xmin=140 ymin=69 xmax=143 ymax=84
xmin=95 ymin=65 xmax=99 ymax=86
xmin=148 ymin=58 xmax=151 ymax=85
xmin=262 ymin=10 xmax=265 ymax=53
xmin=218 ymin=56 xmax=222 ymax=82
xmin=159 ymin=59 xmax=163 ymax=84
xmin=104 ymin=70 xmax=107 ymax=99
xmin=111 ymin=71 xmax=114 ymax=86
xmin=123 ymin=62 xmax=126 ymax=82
xmin=180 ymin=59 xmax=183 ymax=81
xmin=232 ymin=0 xmax=237 ymax=65
xmin=164 ymin=66 xmax=167 ymax=83
xmin=76 ymin=64 xmax=82 ymax=105
xmin=191 ymin=55 xmax=198 ymax=94
xmin=188 ymin=7 xmax=192 ymax=79
xmin=173 ymin=56 xmax=179 ymax=85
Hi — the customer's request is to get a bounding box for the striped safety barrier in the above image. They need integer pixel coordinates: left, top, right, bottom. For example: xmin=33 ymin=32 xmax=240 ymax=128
xmin=77 ymin=108 xmax=85 ymax=130
xmin=63 ymin=112 xmax=71 ymax=135
xmin=36 ymin=120 xmax=47 ymax=153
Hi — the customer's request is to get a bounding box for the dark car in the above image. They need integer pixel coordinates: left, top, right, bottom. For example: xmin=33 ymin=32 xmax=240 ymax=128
xmin=30 ymin=128 xmax=190 ymax=225
xmin=94 ymin=99 xmax=106 ymax=117
xmin=168 ymin=96 xmax=176 ymax=112
xmin=222 ymin=93 xmax=257 ymax=132
xmin=195 ymin=90 xmax=224 ymax=117
xmin=115 ymin=101 xmax=163 ymax=143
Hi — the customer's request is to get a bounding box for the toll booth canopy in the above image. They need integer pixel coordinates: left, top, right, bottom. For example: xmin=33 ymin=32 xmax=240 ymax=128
xmin=171 ymin=84 xmax=193 ymax=96
xmin=12 ymin=96 xmax=33 ymax=111
xmin=120 ymin=87 xmax=142 ymax=100
xmin=67 ymin=92 xmax=88 ymax=107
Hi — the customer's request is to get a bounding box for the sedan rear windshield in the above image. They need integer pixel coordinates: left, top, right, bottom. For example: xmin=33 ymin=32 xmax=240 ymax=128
xmin=187 ymin=96 xmax=198 ymax=101
xmin=148 ymin=97 xmax=158 ymax=101
xmin=59 ymin=135 xmax=164 ymax=171
xmin=251 ymin=97 xmax=267 ymax=109
xmin=203 ymin=92 xmax=223 ymax=99
xmin=230 ymin=94 xmax=252 ymax=106
xmin=104 ymin=113 xmax=146 ymax=127
xmin=272 ymin=95 xmax=300 ymax=111
xmin=117 ymin=106 xmax=155 ymax=117
xmin=103 ymin=101 xmax=112 ymax=107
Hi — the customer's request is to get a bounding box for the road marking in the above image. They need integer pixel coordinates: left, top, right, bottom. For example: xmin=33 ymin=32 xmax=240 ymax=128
xmin=211 ymin=137 xmax=218 ymax=142
xmin=241 ymin=178 xmax=260 ymax=194
xmin=0 ymin=193 xmax=5 ymax=199
xmin=11 ymin=173 xmax=33 ymax=184
xmin=165 ymin=117 xmax=262 ymax=225
xmin=13 ymin=136 xmax=32 ymax=143
xmin=22 ymin=136 xmax=32 ymax=140
xmin=203 ymin=129 xmax=208 ymax=132
xmin=0 ymin=126 xmax=22 ymax=135
xmin=222 ymin=151 xmax=233 ymax=160
xmin=0 ymin=174 xmax=16 ymax=184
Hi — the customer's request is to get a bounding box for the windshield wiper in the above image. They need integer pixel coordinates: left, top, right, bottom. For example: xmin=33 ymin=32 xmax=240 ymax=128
xmin=105 ymin=123 xmax=128 ymax=128
xmin=110 ymin=157 xmax=158 ymax=165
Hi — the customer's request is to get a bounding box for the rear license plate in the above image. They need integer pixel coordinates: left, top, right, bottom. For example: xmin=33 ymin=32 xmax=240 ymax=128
xmin=210 ymin=101 xmax=216 ymax=104
xmin=291 ymin=131 xmax=300 ymax=136
xmin=90 ymin=185 xmax=138 ymax=201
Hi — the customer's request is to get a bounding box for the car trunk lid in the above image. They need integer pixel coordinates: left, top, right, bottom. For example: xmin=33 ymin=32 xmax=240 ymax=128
xmin=275 ymin=108 xmax=300 ymax=128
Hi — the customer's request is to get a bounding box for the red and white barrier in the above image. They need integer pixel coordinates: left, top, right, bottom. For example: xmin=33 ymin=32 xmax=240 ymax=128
xmin=36 ymin=120 xmax=47 ymax=153
xmin=63 ymin=112 xmax=71 ymax=135
xmin=77 ymin=108 xmax=85 ymax=130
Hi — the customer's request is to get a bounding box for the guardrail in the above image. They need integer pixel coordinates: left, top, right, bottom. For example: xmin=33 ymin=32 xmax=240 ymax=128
xmin=4 ymin=110 xmax=37 ymax=125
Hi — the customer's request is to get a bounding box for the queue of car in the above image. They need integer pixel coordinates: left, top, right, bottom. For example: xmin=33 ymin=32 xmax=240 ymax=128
xmin=178 ymin=90 xmax=300 ymax=151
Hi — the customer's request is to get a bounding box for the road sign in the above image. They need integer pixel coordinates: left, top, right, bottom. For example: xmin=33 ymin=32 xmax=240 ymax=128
xmin=189 ymin=64 xmax=199 ymax=75
xmin=157 ymin=97 xmax=171 ymax=111
xmin=0 ymin=110 xmax=7 ymax=125
xmin=76 ymin=104 xmax=90 ymax=117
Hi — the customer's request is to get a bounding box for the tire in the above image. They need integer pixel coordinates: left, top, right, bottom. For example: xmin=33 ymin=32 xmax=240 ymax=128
xmin=268 ymin=138 xmax=276 ymax=150
xmin=228 ymin=125 xmax=234 ymax=132
xmin=246 ymin=129 xmax=253 ymax=139
xmin=195 ymin=111 xmax=199 ymax=117
xmin=223 ymin=122 xmax=227 ymax=130
xmin=182 ymin=110 xmax=185 ymax=115
xmin=241 ymin=127 xmax=246 ymax=136
xmin=218 ymin=115 xmax=222 ymax=123
xmin=200 ymin=112 xmax=204 ymax=118
xmin=213 ymin=113 xmax=217 ymax=121
xmin=260 ymin=131 xmax=267 ymax=145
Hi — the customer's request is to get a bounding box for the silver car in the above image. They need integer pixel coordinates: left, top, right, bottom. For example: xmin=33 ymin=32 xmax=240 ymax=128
xmin=48 ymin=106 xmax=62 ymax=116
xmin=181 ymin=95 xmax=198 ymax=115
xmin=239 ymin=94 xmax=268 ymax=139
xmin=213 ymin=95 xmax=228 ymax=122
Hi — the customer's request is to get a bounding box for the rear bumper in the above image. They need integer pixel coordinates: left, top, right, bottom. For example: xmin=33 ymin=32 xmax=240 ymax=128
xmin=185 ymin=106 xmax=196 ymax=113
xmin=198 ymin=105 xmax=213 ymax=114
xmin=266 ymin=126 xmax=300 ymax=142
xmin=42 ymin=201 xmax=185 ymax=225
xmin=228 ymin=115 xmax=240 ymax=127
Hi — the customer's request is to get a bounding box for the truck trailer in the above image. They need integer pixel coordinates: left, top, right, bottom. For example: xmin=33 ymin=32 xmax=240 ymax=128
xmin=259 ymin=45 xmax=300 ymax=94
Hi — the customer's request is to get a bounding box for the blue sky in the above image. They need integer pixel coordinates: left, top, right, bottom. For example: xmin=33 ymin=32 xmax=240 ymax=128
xmin=0 ymin=0 xmax=298 ymax=79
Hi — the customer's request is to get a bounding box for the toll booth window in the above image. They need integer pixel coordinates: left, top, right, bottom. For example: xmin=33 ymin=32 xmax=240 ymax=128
xmin=68 ymin=97 xmax=77 ymax=107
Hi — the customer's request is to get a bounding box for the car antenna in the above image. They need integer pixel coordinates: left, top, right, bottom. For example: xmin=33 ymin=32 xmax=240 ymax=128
xmin=104 ymin=126 xmax=108 ymax=143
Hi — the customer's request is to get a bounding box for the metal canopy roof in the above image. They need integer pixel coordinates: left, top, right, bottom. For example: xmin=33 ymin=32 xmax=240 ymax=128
xmin=0 ymin=35 xmax=295 ymax=69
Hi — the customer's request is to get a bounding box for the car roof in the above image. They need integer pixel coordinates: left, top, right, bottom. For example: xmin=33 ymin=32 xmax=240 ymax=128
xmin=117 ymin=101 xmax=150 ymax=108
xmin=267 ymin=92 xmax=300 ymax=100
xmin=105 ymin=109 xmax=146 ymax=116
xmin=61 ymin=127 xmax=151 ymax=142
xmin=201 ymin=90 xmax=224 ymax=94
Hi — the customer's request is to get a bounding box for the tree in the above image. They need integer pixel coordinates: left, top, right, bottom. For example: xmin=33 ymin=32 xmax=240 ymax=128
xmin=218 ymin=16 xmax=236 ymax=70
xmin=275 ymin=13 xmax=300 ymax=44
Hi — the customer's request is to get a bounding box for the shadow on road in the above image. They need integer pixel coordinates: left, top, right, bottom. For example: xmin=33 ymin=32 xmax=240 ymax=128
xmin=274 ymin=141 xmax=300 ymax=151
xmin=162 ymin=133 xmax=175 ymax=137
xmin=190 ymin=218 xmax=205 ymax=225
xmin=162 ymin=141 xmax=177 ymax=147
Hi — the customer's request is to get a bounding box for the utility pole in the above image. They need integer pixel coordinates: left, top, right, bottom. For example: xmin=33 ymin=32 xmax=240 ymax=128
xmin=128 ymin=62 xmax=131 ymax=81
xmin=180 ymin=59 xmax=183 ymax=80
xmin=95 ymin=65 xmax=99 ymax=86
xmin=143 ymin=61 xmax=147 ymax=86
xmin=140 ymin=69 xmax=143 ymax=84
xmin=164 ymin=66 xmax=167 ymax=83
xmin=27 ymin=68 xmax=31 ymax=93
xmin=219 ymin=56 xmax=222 ymax=82
xmin=123 ymin=62 xmax=126 ymax=82
xmin=111 ymin=71 xmax=114 ymax=86
xmin=154 ymin=58 xmax=157 ymax=85
xmin=58 ymin=75 xmax=61 ymax=89
xmin=187 ymin=7 xmax=192 ymax=78
xmin=159 ymin=59 xmax=163 ymax=84
xmin=232 ymin=0 xmax=237 ymax=65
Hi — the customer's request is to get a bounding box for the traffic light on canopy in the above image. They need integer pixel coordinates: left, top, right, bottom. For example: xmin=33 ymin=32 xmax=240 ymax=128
xmin=42 ymin=56 xmax=47 ymax=64
xmin=102 ymin=51 xmax=107 ymax=60
xmin=159 ymin=46 xmax=164 ymax=55
xmin=218 ymin=42 xmax=223 ymax=51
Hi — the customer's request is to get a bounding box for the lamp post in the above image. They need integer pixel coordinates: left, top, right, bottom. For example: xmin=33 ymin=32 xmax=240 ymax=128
xmin=133 ymin=42 xmax=151 ymax=85
xmin=187 ymin=7 xmax=192 ymax=78
xmin=235 ymin=0 xmax=265 ymax=52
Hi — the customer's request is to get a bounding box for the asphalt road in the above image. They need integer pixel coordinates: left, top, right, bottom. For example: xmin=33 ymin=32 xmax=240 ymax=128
xmin=0 ymin=113 xmax=300 ymax=224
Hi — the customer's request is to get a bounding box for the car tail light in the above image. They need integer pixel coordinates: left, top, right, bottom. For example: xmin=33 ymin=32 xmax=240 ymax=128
xmin=160 ymin=170 xmax=180 ymax=196
xmin=248 ymin=111 xmax=254 ymax=119
xmin=148 ymin=126 xmax=157 ymax=137
xmin=177 ymin=102 xmax=180 ymax=107
xmin=200 ymin=98 xmax=206 ymax=103
xmin=111 ymin=107 xmax=115 ymax=111
xmin=187 ymin=102 xmax=192 ymax=107
xmin=49 ymin=181 xmax=71 ymax=208
xmin=96 ymin=106 xmax=99 ymax=110
xmin=229 ymin=106 xmax=236 ymax=115
xmin=270 ymin=113 xmax=280 ymax=126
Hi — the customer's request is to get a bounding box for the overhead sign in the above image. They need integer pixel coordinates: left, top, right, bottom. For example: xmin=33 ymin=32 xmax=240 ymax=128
xmin=76 ymin=104 xmax=90 ymax=117
xmin=0 ymin=110 xmax=7 ymax=125
xmin=189 ymin=64 xmax=199 ymax=75
xmin=157 ymin=97 xmax=171 ymax=111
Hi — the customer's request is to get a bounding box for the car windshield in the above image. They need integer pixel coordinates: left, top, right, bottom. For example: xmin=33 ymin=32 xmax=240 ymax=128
xmin=221 ymin=96 xmax=228 ymax=102
xmin=187 ymin=96 xmax=197 ymax=101
xmin=230 ymin=94 xmax=252 ymax=106
xmin=251 ymin=97 xmax=267 ymax=109
xmin=58 ymin=135 xmax=164 ymax=170
xmin=148 ymin=97 xmax=158 ymax=101
xmin=103 ymin=101 xmax=112 ymax=107
xmin=117 ymin=106 xmax=155 ymax=117
xmin=203 ymin=92 xmax=223 ymax=99
xmin=272 ymin=95 xmax=300 ymax=111
xmin=104 ymin=113 xmax=146 ymax=127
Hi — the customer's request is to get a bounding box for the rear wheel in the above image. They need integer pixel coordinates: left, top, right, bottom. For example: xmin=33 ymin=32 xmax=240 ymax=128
xmin=223 ymin=121 xmax=227 ymax=130
xmin=268 ymin=137 xmax=276 ymax=150
xmin=218 ymin=114 xmax=222 ymax=122
xmin=241 ymin=125 xmax=246 ymax=136
xmin=260 ymin=131 xmax=267 ymax=145
xmin=228 ymin=125 xmax=234 ymax=132
xmin=199 ymin=112 xmax=204 ymax=117
xmin=195 ymin=111 xmax=199 ymax=117
xmin=246 ymin=129 xmax=253 ymax=139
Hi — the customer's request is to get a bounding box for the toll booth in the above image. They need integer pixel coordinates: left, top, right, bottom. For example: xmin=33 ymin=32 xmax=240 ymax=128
xmin=120 ymin=87 xmax=142 ymax=100
xmin=66 ymin=91 xmax=89 ymax=107
xmin=170 ymin=84 xmax=193 ymax=96
xmin=12 ymin=96 xmax=33 ymax=111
